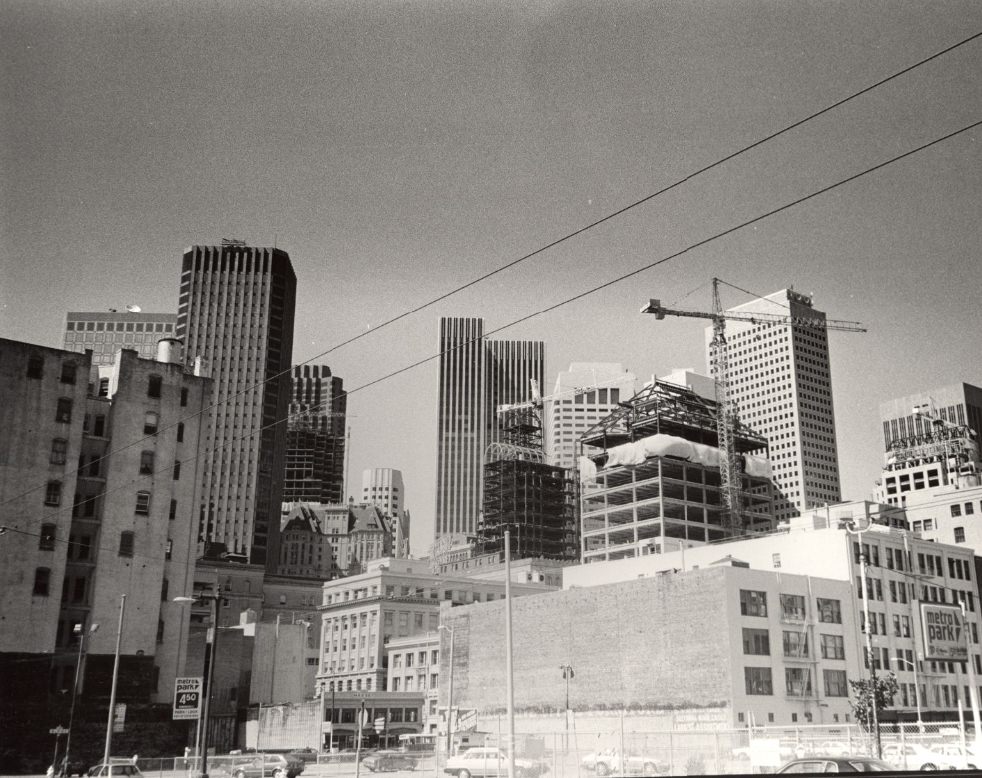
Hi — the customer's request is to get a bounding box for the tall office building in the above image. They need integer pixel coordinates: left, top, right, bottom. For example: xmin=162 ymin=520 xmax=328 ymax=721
xmin=63 ymin=311 xmax=177 ymax=365
xmin=544 ymin=362 xmax=638 ymax=471
xmin=435 ymin=317 xmax=544 ymax=538
xmin=176 ymin=241 xmax=297 ymax=568
xmin=284 ymin=365 xmax=346 ymax=504
xmin=705 ymin=288 xmax=842 ymax=521
xmin=361 ymin=467 xmax=404 ymax=516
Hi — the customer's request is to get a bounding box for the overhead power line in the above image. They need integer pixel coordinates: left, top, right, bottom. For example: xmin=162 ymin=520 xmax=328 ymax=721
xmin=6 ymin=117 xmax=979 ymax=533
xmin=5 ymin=29 xmax=978 ymax=513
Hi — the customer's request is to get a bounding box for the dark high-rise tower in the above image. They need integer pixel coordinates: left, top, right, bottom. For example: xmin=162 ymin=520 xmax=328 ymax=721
xmin=283 ymin=364 xmax=346 ymax=504
xmin=434 ymin=317 xmax=544 ymax=538
xmin=176 ymin=241 xmax=296 ymax=568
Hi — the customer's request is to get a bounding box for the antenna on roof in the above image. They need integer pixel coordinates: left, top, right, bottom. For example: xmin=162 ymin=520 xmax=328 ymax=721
xmin=125 ymin=305 xmax=142 ymax=313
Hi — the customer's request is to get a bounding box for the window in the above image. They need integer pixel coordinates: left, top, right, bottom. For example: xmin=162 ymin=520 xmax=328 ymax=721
xmin=780 ymin=593 xmax=806 ymax=621
xmin=140 ymin=451 xmax=154 ymax=475
xmin=742 ymin=628 xmax=770 ymax=655
xmin=33 ymin=568 xmax=51 ymax=596
xmin=161 ymin=578 xmax=169 ymax=601
xmin=27 ymin=356 xmax=44 ymax=379
xmin=820 ymin=634 xmax=845 ymax=660
xmin=740 ymin=590 xmax=768 ymax=617
xmin=824 ymin=669 xmax=849 ymax=697
xmin=952 ymin=504 xmax=962 ymax=517
xmin=165 ymin=539 xmax=172 ymax=560
xmin=955 ymin=527 xmax=966 ymax=543
xmin=176 ymin=423 xmax=184 ymax=443
xmin=93 ymin=415 xmax=106 ymax=436
xmin=55 ymin=398 xmax=73 ymax=423
xmin=135 ymin=491 xmax=151 ymax=515
xmin=157 ymin=619 xmax=165 ymax=644
xmin=173 ymin=461 xmax=181 ymax=480
xmin=180 ymin=388 xmax=188 ymax=407
xmin=785 ymin=668 xmax=813 ymax=696
xmin=119 ymin=531 xmax=134 ymax=557
xmin=60 ymin=362 xmax=77 ymax=384
xmin=783 ymin=630 xmax=809 ymax=658
xmin=147 ymin=375 xmax=162 ymax=398
xmin=50 ymin=438 xmax=68 ymax=465
xmin=45 ymin=480 xmax=62 ymax=506
xmin=98 ymin=378 xmax=110 ymax=397
xmin=817 ymin=597 xmax=842 ymax=623
xmin=169 ymin=499 xmax=177 ymax=521
xmin=39 ymin=523 xmax=56 ymax=550
xmin=745 ymin=667 xmax=773 ymax=695
xmin=144 ymin=412 xmax=159 ymax=435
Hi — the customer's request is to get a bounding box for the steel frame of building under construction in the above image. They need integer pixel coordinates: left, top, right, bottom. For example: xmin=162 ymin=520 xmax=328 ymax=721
xmin=479 ymin=405 xmax=578 ymax=560
xmin=578 ymin=380 xmax=774 ymax=562
xmin=480 ymin=458 xmax=577 ymax=559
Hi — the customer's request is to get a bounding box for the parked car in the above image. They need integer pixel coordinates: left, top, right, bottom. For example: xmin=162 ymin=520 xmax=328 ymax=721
xmin=444 ymin=747 xmax=546 ymax=778
xmin=59 ymin=757 xmax=89 ymax=777
xmin=362 ymin=751 xmax=418 ymax=772
xmin=214 ymin=754 xmax=300 ymax=778
xmin=581 ymin=748 xmax=668 ymax=776
xmin=881 ymin=742 xmax=959 ymax=771
xmin=925 ymin=743 xmax=980 ymax=770
xmin=776 ymin=756 xmax=893 ymax=772
xmin=87 ymin=764 xmax=142 ymax=778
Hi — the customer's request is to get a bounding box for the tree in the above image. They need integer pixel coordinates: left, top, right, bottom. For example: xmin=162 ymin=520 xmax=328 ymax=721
xmin=849 ymin=671 xmax=899 ymax=730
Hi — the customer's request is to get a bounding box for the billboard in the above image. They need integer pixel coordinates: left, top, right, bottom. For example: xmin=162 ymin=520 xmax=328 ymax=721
xmin=920 ymin=603 xmax=968 ymax=661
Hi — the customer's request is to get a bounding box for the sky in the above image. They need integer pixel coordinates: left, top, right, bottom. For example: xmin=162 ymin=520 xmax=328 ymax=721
xmin=2 ymin=1 xmax=981 ymax=556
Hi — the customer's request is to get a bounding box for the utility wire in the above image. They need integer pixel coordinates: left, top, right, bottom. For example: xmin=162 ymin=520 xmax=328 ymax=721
xmin=4 ymin=29 xmax=978 ymax=511
xmin=7 ymin=117 xmax=980 ymax=534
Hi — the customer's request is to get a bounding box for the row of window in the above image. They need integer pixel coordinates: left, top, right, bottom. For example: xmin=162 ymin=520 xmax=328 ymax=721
xmin=742 ymin=628 xmax=845 ymax=660
xmin=744 ymin=667 xmax=848 ymax=697
xmin=26 ymin=357 xmax=77 ymax=384
xmin=739 ymin=590 xmax=842 ymax=623
xmin=66 ymin=320 xmax=171 ymax=333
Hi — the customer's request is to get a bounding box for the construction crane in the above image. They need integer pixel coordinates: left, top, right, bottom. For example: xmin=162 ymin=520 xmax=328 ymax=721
xmin=641 ymin=277 xmax=866 ymax=531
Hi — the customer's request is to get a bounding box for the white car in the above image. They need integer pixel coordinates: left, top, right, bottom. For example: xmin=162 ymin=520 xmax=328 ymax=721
xmin=444 ymin=747 xmax=545 ymax=778
xmin=581 ymin=749 xmax=667 ymax=776
xmin=928 ymin=743 xmax=980 ymax=770
xmin=881 ymin=743 xmax=958 ymax=771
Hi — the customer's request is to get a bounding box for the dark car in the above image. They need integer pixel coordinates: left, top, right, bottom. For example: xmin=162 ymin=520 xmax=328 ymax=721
xmin=60 ymin=757 xmax=89 ymax=777
xmin=362 ymin=751 xmax=418 ymax=772
xmin=776 ymin=756 xmax=893 ymax=773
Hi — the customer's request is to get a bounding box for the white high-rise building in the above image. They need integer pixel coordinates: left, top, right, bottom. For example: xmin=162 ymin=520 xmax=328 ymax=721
xmin=361 ymin=467 xmax=404 ymax=516
xmin=544 ymin=363 xmax=637 ymax=471
xmin=705 ymin=289 xmax=842 ymax=522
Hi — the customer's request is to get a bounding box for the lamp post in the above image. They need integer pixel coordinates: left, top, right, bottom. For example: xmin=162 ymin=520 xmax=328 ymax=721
xmin=63 ymin=623 xmax=99 ymax=776
xmin=175 ymin=590 xmax=222 ymax=778
xmin=559 ymin=665 xmax=574 ymax=752
xmin=102 ymin=595 xmax=126 ymax=768
xmin=438 ymin=624 xmax=455 ymax=760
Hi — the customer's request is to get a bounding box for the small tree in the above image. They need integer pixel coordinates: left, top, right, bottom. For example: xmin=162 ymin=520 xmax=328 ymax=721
xmin=849 ymin=671 xmax=899 ymax=730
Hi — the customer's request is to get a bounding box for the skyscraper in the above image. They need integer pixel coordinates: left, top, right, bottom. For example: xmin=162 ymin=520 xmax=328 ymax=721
xmin=544 ymin=362 xmax=638 ymax=471
xmin=63 ymin=311 xmax=177 ymax=365
xmin=706 ymin=288 xmax=842 ymax=521
xmin=435 ymin=317 xmax=544 ymax=538
xmin=284 ymin=365 xmax=346 ymax=504
xmin=176 ymin=241 xmax=296 ymax=567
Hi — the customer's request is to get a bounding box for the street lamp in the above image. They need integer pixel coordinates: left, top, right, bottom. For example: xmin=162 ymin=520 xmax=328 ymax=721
xmin=175 ymin=590 xmax=222 ymax=778
xmin=438 ymin=624 xmax=455 ymax=760
xmin=841 ymin=517 xmax=881 ymax=758
xmin=559 ymin=665 xmax=574 ymax=753
xmin=63 ymin=623 xmax=99 ymax=776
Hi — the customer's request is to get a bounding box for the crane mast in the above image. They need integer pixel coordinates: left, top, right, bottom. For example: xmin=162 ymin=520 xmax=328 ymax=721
xmin=641 ymin=278 xmax=866 ymax=532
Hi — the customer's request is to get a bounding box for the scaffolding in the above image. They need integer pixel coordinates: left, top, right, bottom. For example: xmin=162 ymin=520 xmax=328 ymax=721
xmin=479 ymin=404 xmax=577 ymax=560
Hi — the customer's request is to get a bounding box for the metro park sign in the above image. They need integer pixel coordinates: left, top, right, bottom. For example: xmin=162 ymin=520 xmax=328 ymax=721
xmin=920 ymin=603 xmax=968 ymax=662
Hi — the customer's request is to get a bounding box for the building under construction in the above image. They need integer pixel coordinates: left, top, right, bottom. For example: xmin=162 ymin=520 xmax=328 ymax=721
xmin=579 ymin=378 xmax=774 ymax=563
xmin=478 ymin=403 xmax=578 ymax=560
